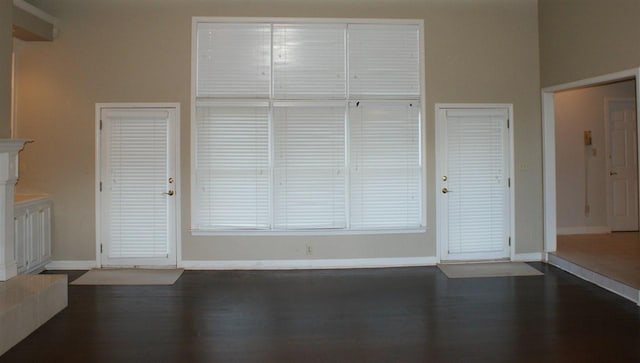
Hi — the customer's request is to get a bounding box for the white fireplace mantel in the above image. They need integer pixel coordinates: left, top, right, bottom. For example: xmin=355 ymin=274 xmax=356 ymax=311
xmin=0 ymin=139 xmax=31 ymax=153
xmin=0 ymin=139 xmax=32 ymax=281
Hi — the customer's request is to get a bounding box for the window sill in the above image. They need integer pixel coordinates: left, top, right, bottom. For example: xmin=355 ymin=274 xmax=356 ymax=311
xmin=190 ymin=228 xmax=428 ymax=237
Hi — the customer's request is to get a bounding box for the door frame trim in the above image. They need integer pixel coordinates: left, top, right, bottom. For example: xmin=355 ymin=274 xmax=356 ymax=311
xmin=435 ymin=103 xmax=515 ymax=262
xmin=541 ymin=68 xmax=640 ymax=254
xmin=95 ymin=103 xmax=182 ymax=268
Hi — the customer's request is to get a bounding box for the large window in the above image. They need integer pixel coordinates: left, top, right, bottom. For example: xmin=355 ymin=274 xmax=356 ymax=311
xmin=192 ymin=18 xmax=424 ymax=233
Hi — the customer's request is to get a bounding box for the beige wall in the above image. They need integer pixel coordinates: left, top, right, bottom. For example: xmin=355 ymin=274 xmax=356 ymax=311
xmin=555 ymin=80 xmax=636 ymax=230
xmin=539 ymin=0 xmax=640 ymax=87
xmin=15 ymin=0 xmax=543 ymax=262
xmin=0 ymin=0 xmax=12 ymax=138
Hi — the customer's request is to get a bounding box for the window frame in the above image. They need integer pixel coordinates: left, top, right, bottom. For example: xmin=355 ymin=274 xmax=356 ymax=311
xmin=190 ymin=17 xmax=427 ymax=236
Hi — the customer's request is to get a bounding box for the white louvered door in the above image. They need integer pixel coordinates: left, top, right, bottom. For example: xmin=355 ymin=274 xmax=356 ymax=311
xmin=100 ymin=107 xmax=178 ymax=267
xmin=438 ymin=107 xmax=511 ymax=261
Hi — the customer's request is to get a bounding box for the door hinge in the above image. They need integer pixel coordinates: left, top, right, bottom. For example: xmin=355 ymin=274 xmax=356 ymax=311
xmin=99 ymin=119 xmax=103 ymax=130
xmin=100 ymin=244 xmax=103 ymax=253
xmin=508 ymin=178 xmax=511 ymax=188
xmin=507 ymin=118 xmax=510 ymax=129
xmin=508 ymin=237 xmax=511 ymax=246
xmin=100 ymin=182 xmax=102 ymax=192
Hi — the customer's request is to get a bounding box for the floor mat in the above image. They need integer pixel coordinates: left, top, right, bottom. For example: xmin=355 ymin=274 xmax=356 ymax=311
xmin=437 ymin=262 xmax=543 ymax=278
xmin=71 ymin=268 xmax=183 ymax=285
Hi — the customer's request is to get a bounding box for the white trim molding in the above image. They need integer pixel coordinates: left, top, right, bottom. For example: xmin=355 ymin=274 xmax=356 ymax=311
xmin=548 ymin=254 xmax=639 ymax=305
xmin=0 ymin=139 xmax=31 ymax=153
xmin=181 ymin=257 xmax=437 ymax=270
xmin=46 ymin=260 xmax=98 ymax=270
xmin=191 ymin=228 xmax=428 ymax=237
xmin=13 ymin=0 xmax=58 ymax=25
xmin=556 ymin=226 xmax=612 ymax=235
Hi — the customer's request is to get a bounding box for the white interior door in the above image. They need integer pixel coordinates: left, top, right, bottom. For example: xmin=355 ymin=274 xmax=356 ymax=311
xmin=99 ymin=107 xmax=178 ymax=267
xmin=437 ymin=106 xmax=511 ymax=261
xmin=606 ymin=99 xmax=638 ymax=231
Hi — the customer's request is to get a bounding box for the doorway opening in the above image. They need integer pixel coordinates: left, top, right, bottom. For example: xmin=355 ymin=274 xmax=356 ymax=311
xmin=554 ymin=80 xmax=638 ymax=236
xmin=542 ymin=69 xmax=640 ymax=304
xmin=435 ymin=104 xmax=515 ymax=262
xmin=95 ymin=103 xmax=181 ymax=268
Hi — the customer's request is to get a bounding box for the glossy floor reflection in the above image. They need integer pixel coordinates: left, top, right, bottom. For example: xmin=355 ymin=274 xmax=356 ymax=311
xmin=1 ymin=264 xmax=639 ymax=362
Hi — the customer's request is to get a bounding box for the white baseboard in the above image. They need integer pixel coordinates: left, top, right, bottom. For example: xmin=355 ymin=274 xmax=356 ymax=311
xmin=0 ymin=261 xmax=17 ymax=280
xmin=46 ymin=260 xmax=97 ymax=270
xmin=512 ymin=252 xmax=544 ymax=262
xmin=548 ymin=254 xmax=639 ymax=304
xmin=180 ymin=256 xmax=438 ymax=270
xmin=557 ymin=226 xmax=611 ymax=235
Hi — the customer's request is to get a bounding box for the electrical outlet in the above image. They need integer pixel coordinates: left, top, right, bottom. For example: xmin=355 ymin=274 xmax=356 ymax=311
xmin=305 ymin=244 xmax=313 ymax=255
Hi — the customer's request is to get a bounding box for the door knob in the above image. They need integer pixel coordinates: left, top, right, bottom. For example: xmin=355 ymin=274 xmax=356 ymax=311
xmin=609 ymin=171 xmax=618 ymax=176
xmin=166 ymin=190 xmax=175 ymax=196
xmin=442 ymin=187 xmax=449 ymax=194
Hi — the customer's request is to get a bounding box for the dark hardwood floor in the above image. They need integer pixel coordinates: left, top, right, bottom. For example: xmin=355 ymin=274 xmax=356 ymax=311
xmin=2 ymin=263 xmax=639 ymax=362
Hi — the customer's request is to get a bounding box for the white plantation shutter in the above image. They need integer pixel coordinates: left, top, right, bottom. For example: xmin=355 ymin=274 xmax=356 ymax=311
xmin=445 ymin=109 xmax=508 ymax=253
xmin=273 ymin=24 xmax=346 ymax=99
xmin=273 ymin=104 xmax=346 ymax=229
xmin=196 ymin=23 xmax=271 ymax=98
xmin=194 ymin=103 xmax=270 ymax=229
xmin=349 ymin=102 xmax=422 ymax=229
xmin=348 ymin=24 xmax=420 ymax=98
xmin=104 ymin=110 xmax=169 ymax=258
